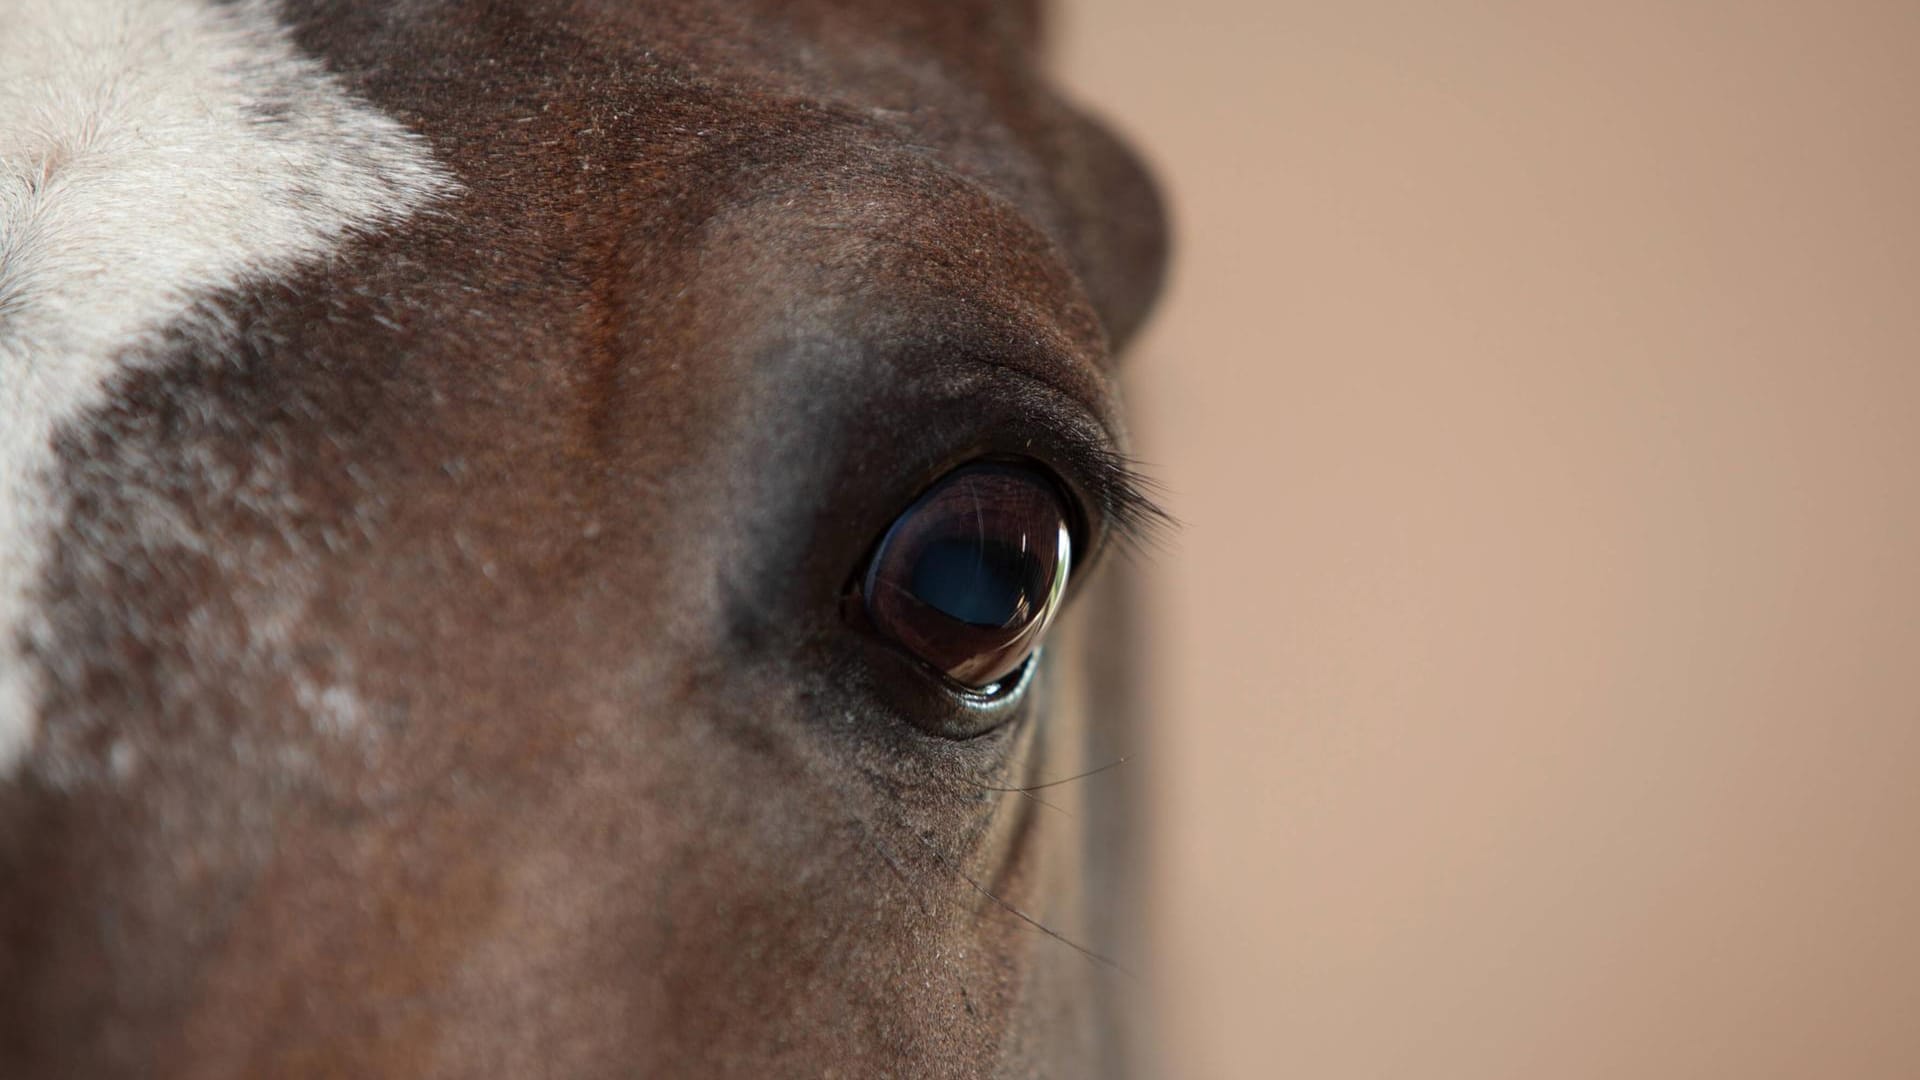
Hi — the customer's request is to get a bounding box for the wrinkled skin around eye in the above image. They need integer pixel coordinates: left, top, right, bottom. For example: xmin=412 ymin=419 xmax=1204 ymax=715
xmin=862 ymin=463 xmax=1072 ymax=691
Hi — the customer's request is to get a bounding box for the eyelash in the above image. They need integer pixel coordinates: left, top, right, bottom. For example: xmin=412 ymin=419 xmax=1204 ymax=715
xmin=1074 ymin=443 xmax=1173 ymax=564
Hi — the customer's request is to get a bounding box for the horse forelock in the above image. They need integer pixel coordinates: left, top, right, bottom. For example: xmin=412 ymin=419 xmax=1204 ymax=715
xmin=0 ymin=0 xmax=456 ymax=777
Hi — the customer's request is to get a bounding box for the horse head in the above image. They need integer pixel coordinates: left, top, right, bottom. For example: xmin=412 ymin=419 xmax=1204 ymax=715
xmin=0 ymin=1 xmax=1167 ymax=1073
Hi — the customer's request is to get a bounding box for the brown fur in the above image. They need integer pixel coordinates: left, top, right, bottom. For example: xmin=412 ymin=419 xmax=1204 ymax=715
xmin=0 ymin=1 xmax=1166 ymax=1074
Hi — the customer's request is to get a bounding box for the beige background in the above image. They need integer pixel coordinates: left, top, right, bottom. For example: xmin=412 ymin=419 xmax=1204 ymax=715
xmin=1054 ymin=3 xmax=1920 ymax=1077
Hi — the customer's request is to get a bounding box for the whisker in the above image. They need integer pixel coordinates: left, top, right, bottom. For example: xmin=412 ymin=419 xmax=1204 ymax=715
xmin=951 ymin=746 xmax=1074 ymax=814
xmin=909 ymin=832 xmax=1131 ymax=976
xmin=857 ymin=821 xmax=936 ymax=918
xmin=1003 ymin=785 xmax=1072 ymax=818
xmin=831 ymin=728 xmax=1123 ymax=977
xmin=973 ymin=755 xmax=1131 ymax=794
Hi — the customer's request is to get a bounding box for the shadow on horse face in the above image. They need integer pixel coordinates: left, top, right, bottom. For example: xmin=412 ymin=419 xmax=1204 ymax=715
xmin=0 ymin=1 xmax=1166 ymax=1075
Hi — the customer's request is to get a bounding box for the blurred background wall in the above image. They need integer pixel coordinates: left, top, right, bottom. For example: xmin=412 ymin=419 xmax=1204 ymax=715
xmin=1052 ymin=3 xmax=1920 ymax=1077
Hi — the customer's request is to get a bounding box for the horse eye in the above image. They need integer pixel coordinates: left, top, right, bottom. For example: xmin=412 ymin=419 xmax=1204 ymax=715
xmin=862 ymin=463 xmax=1073 ymax=693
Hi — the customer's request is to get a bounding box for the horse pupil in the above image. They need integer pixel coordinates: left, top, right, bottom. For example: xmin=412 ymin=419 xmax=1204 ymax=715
xmin=910 ymin=537 xmax=1036 ymax=628
xmin=858 ymin=460 xmax=1073 ymax=692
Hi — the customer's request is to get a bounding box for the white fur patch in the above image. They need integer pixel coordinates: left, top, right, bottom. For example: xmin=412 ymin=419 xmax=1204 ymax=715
xmin=0 ymin=0 xmax=457 ymax=774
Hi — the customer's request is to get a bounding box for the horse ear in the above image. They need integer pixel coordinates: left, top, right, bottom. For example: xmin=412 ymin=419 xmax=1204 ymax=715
xmin=1041 ymin=102 xmax=1172 ymax=355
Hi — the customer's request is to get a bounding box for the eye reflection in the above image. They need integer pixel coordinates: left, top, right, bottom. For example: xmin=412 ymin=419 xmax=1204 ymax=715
xmin=862 ymin=463 xmax=1072 ymax=691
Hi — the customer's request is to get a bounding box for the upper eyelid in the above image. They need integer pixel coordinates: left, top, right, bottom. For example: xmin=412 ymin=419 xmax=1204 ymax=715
xmin=945 ymin=347 xmax=1128 ymax=453
xmin=1034 ymin=430 xmax=1171 ymax=565
xmin=782 ymin=326 xmax=1168 ymax=567
xmin=955 ymin=361 xmax=1170 ymax=563
xmin=930 ymin=396 xmax=1165 ymax=571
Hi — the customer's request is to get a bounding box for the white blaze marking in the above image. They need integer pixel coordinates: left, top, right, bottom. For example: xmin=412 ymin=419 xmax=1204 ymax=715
xmin=0 ymin=0 xmax=457 ymax=773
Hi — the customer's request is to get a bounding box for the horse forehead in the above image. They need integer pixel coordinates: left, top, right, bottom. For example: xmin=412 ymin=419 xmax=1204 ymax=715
xmin=0 ymin=0 xmax=455 ymax=775
xmin=0 ymin=0 xmax=1067 ymax=781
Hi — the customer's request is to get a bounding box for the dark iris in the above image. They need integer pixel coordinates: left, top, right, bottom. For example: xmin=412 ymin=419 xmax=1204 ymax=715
xmin=861 ymin=462 xmax=1073 ymax=691
xmin=908 ymin=538 xmax=1044 ymax=628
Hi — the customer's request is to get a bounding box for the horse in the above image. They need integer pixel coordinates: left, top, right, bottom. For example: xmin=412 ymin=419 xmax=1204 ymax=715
xmin=0 ymin=0 xmax=1167 ymax=1074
